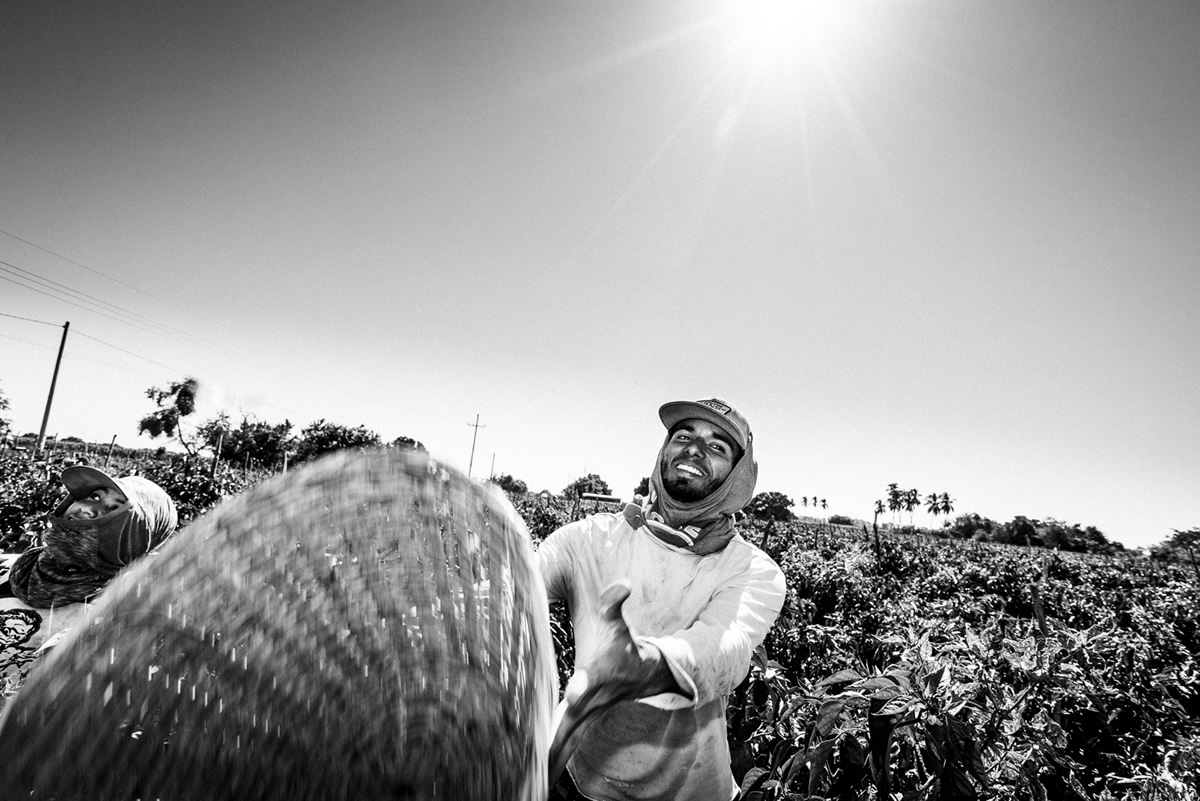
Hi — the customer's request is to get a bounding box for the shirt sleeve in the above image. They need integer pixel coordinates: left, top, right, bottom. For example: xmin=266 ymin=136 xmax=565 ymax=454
xmin=639 ymin=551 xmax=787 ymax=709
xmin=535 ymin=522 xmax=581 ymax=605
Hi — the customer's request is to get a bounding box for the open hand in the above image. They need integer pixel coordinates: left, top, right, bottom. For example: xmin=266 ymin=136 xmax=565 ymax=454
xmin=547 ymin=580 xmax=680 ymax=788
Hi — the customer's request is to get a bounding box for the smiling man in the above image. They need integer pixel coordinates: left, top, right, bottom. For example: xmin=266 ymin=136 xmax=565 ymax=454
xmin=540 ymin=398 xmax=787 ymax=801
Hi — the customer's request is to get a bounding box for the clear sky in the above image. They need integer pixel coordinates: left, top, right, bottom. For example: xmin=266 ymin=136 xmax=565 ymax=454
xmin=2 ymin=0 xmax=1197 ymax=549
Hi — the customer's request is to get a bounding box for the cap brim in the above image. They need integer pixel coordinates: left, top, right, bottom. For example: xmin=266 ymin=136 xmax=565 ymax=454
xmin=60 ymin=466 xmax=126 ymax=501
xmin=658 ymin=401 xmax=748 ymax=450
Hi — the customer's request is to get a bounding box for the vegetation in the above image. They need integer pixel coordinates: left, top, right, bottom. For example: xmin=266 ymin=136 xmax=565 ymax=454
xmin=2 ymin=441 xmax=1197 ymax=798
xmin=562 ymin=472 xmax=612 ymax=499
xmin=137 ymin=377 xmax=200 ymax=456
xmin=727 ymin=518 xmax=1199 ymax=800
xmin=490 ymin=473 xmax=528 ymax=494
xmin=0 ymin=381 xmax=11 ymax=437
xmin=291 ymin=419 xmax=382 ymax=465
xmin=196 ymin=413 xmax=295 ymax=470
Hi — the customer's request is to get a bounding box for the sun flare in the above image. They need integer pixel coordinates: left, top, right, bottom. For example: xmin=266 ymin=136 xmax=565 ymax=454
xmin=731 ymin=0 xmax=853 ymax=62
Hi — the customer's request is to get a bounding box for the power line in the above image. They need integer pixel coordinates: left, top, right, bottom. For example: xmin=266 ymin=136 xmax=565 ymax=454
xmin=0 ymin=258 xmax=202 ymax=342
xmin=73 ymin=330 xmax=191 ymax=376
xmin=1 ymin=269 xmax=174 ymax=339
xmin=0 ymin=311 xmax=59 ymax=326
xmin=0 ymin=259 xmax=223 ymax=352
xmin=0 ymin=331 xmax=54 ymax=349
xmin=0 ymin=226 xmax=233 ymax=332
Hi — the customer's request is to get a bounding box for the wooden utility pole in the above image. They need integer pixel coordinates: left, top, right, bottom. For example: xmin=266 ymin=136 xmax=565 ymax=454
xmin=210 ymin=431 xmax=224 ymax=478
xmin=104 ymin=435 xmax=117 ymax=468
xmin=466 ymin=414 xmax=485 ymax=479
xmin=36 ymin=321 xmax=70 ymax=454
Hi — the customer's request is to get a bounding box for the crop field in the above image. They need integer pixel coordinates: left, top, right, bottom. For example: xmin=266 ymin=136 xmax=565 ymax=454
xmin=3 ymin=449 xmax=1198 ymax=800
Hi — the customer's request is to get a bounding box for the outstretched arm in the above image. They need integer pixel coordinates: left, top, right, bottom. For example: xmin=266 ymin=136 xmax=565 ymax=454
xmin=547 ymin=580 xmax=687 ymax=787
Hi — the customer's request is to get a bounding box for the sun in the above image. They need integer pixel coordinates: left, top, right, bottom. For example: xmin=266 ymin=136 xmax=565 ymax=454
xmin=728 ymin=0 xmax=854 ymax=63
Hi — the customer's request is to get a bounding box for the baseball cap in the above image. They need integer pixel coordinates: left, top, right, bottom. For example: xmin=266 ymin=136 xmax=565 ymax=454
xmin=61 ymin=465 xmax=127 ymax=501
xmin=658 ymin=397 xmax=752 ymax=451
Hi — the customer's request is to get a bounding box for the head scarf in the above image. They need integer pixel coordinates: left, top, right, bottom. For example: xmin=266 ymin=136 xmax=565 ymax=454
xmin=623 ymin=428 xmax=758 ymax=555
xmin=10 ymin=473 xmax=178 ymax=608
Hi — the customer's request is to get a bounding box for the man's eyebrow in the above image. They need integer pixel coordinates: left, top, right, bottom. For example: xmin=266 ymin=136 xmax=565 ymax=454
xmin=711 ymin=431 xmax=735 ymax=449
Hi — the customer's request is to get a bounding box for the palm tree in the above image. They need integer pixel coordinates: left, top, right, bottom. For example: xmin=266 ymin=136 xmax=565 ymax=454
xmin=886 ymin=484 xmax=902 ymax=526
xmin=925 ymin=493 xmax=941 ymax=529
xmin=801 ymin=497 xmax=808 ymax=508
xmin=903 ymin=488 xmax=920 ymax=528
xmin=821 ymin=499 xmax=827 ymax=511
xmin=939 ymin=493 xmax=954 ymax=521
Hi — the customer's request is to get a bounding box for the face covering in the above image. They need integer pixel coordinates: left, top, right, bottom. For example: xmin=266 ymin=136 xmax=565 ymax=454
xmin=623 ymin=432 xmax=758 ymax=555
xmin=10 ymin=476 xmax=178 ymax=608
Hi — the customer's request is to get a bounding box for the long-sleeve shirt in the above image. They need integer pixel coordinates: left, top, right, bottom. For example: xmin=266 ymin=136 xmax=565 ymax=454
xmin=538 ymin=513 xmax=786 ymax=801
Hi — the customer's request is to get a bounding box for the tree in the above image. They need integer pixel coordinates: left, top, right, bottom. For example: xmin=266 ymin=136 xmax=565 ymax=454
xmin=490 ymin=473 xmax=527 ymax=495
xmin=391 ymin=436 xmax=425 ymax=451
xmin=197 ymin=413 xmax=295 ymax=468
xmin=925 ymin=493 xmax=942 ymax=528
xmin=745 ymin=491 xmax=796 ymax=522
xmin=1168 ymin=528 xmax=1200 ymax=549
xmin=886 ymin=483 xmax=902 ymax=526
xmin=0 ymin=380 xmax=10 ymax=437
xmin=903 ymin=488 xmax=920 ymax=527
xmin=562 ymin=473 xmax=611 ymax=499
xmin=939 ymin=492 xmax=954 ymax=520
xmin=292 ymin=419 xmax=382 ymax=465
xmin=138 ymin=377 xmax=200 ymax=456
xmin=632 ymin=476 xmax=650 ymax=498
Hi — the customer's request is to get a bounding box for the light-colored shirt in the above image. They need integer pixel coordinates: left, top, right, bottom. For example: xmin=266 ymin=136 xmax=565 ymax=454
xmin=538 ymin=513 xmax=786 ymax=801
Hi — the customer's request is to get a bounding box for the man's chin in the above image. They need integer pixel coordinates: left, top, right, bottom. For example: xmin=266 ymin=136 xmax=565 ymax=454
xmin=663 ymin=478 xmax=709 ymax=503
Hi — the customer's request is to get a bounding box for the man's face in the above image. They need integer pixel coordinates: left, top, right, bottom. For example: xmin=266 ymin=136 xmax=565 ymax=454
xmin=64 ymin=486 xmax=126 ymax=520
xmin=659 ymin=418 xmax=739 ymax=502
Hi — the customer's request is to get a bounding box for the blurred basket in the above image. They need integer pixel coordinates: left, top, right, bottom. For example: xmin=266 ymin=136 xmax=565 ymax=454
xmin=0 ymin=448 xmax=555 ymax=800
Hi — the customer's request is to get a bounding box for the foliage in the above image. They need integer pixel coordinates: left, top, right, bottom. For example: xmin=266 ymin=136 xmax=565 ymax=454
xmin=137 ymin=377 xmax=200 ymax=456
xmin=196 ymin=413 xmax=295 ymax=469
xmin=633 ymin=476 xmax=650 ymax=498
xmin=562 ymin=472 xmax=611 ymax=499
xmin=390 ymin=436 xmax=425 ymax=451
xmin=747 ymin=492 xmax=797 ymax=522
xmin=134 ymin=455 xmax=263 ymax=525
xmin=4 ymin=447 xmax=1198 ymax=799
xmin=291 ymin=419 xmax=382 ymax=465
xmin=490 ymin=473 xmax=527 ymax=495
xmin=0 ymin=453 xmax=63 ymax=551
xmin=0 ymin=381 xmax=11 ymax=436
xmin=727 ymin=520 xmax=1200 ymax=801
xmin=1170 ymin=529 xmax=1200 ymax=550
xmin=0 ymin=449 xmax=265 ymax=548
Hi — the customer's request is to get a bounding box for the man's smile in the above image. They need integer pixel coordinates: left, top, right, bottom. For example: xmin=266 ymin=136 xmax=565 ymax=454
xmin=674 ymin=461 xmax=705 ymax=477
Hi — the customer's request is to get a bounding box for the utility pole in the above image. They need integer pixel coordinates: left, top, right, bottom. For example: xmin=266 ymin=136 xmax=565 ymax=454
xmin=36 ymin=321 xmax=70 ymax=454
xmin=466 ymin=414 xmax=485 ymax=479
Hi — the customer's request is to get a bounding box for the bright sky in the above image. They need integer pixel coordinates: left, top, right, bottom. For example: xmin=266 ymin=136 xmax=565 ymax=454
xmin=2 ymin=0 xmax=1197 ymax=549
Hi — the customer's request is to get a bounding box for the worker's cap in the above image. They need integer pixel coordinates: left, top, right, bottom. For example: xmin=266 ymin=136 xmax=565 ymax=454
xmin=657 ymin=397 xmax=752 ymax=452
xmin=60 ymin=465 xmax=127 ymax=501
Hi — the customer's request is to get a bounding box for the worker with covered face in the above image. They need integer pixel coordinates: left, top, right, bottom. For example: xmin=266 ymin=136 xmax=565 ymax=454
xmin=540 ymin=398 xmax=787 ymax=801
xmin=6 ymin=465 xmax=178 ymax=608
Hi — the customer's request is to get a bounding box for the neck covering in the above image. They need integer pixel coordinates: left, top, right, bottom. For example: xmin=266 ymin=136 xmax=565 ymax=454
xmin=10 ymin=475 xmax=178 ymax=608
xmin=623 ymin=433 xmax=757 ymax=555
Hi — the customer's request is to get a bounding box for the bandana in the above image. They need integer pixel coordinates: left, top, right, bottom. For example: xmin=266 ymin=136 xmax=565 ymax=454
xmin=10 ymin=475 xmax=178 ymax=608
xmin=623 ymin=432 xmax=757 ymax=555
